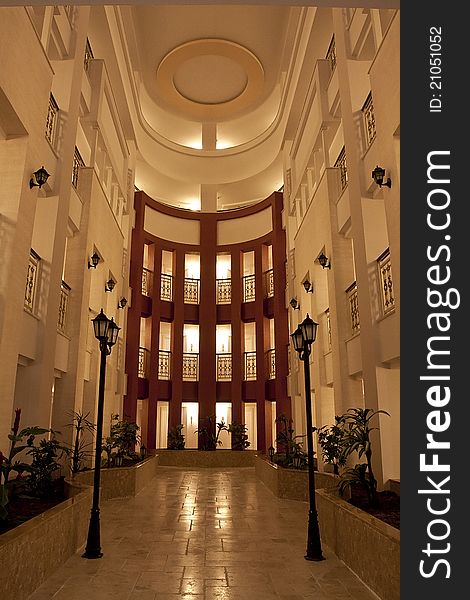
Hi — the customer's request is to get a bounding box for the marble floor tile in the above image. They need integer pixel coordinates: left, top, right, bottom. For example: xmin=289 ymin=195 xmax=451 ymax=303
xmin=25 ymin=468 xmax=379 ymax=600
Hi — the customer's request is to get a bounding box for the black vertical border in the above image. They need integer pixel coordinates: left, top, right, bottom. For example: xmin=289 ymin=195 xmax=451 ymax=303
xmin=401 ymin=3 xmax=466 ymax=597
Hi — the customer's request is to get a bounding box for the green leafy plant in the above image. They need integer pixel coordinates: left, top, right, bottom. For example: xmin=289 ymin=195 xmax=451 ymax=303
xmin=274 ymin=413 xmax=307 ymax=468
xmin=314 ymin=416 xmax=347 ymax=475
xmin=167 ymin=424 xmax=185 ymax=449
xmin=25 ymin=438 xmax=68 ymax=499
xmin=102 ymin=415 xmax=140 ymax=466
xmin=196 ymin=416 xmax=227 ymax=450
xmin=339 ymin=407 xmax=390 ymax=507
xmin=228 ymin=422 xmax=250 ymax=450
xmin=66 ymin=410 xmax=95 ymax=474
xmin=0 ymin=408 xmax=51 ymax=520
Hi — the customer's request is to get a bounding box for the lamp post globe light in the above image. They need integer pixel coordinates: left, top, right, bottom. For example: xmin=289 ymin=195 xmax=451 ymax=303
xmin=82 ymin=309 xmax=120 ymax=559
xmin=291 ymin=313 xmax=325 ymax=562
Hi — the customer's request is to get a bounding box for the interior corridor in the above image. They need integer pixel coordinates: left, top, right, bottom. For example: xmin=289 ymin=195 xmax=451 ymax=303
xmin=27 ymin=467 xmax=379 ymax=600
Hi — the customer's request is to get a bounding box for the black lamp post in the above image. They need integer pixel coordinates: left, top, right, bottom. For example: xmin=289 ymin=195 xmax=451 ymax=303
xmin=82 ymin=309 xmax=120 ymax=559
xmin=291 ymin=314 xmax=325 ymax=561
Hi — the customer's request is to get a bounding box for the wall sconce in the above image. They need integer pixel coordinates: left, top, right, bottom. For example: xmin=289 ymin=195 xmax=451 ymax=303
xmin=29 ymin=166 xmax=50 ymax=189
xmin=303 ymin=280 xmax=314 ymax=293
xmin=372 ymin=165 xmax=391 ymax=188
xmin=105 ymin=279 xmax=116 ymax=292
xmin=118 ymin=297 xmax=127 ymax=309
xmin=318 ymin=253 xmax=331 ymax=270
xmin=290 ymin=298 xmax=300 ymax=310
xmin=87 ymin=252 xmax=101 ymax=269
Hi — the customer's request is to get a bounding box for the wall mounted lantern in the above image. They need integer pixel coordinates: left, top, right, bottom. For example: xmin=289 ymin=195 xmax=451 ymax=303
xmin=290 ymin=298 xmax=300 ymax=310
xmin=303 ymin=280 xmax=314 ymax=293
xmin=29 ymin=166 xmax=50 ymax=189
xmin=88 ymin=252 xmax=101 ymax=269
xmin=105 ymin=279 xmax=115 ymax=292
xmin=372 ymin=165 xmax=391 ymax=188
xmin=118 ymin=297 xmax=127 ymax=309
xmin=318 ymin=253 xmax=331 ymax=270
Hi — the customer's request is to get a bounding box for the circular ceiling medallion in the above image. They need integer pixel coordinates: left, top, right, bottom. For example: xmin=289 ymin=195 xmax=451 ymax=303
xmin=156 ymin=39 xmax=264 ymax=121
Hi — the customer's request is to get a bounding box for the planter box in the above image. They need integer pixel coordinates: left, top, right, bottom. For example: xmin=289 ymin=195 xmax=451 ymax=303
xmin=254 ymin=454 xmax=338 ymax=501
xmin=255 ymin=455 xmax=399 ymax=600
xmin=316 ymin=489 xmax=400 ymax=600
xmin=0 ymin=480 xmax=92 ymax=600
xmin=72 ymin=455 xmax=157 ymax=499
xmin=156 ymin=449 xmax=256 ymax=468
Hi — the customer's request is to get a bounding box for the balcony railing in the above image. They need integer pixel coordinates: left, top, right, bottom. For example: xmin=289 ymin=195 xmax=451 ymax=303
xmin=326 ymin=36 xmax=337 ymax=73
xmin=378 ymin=249 xmax=395 ymax=315
xmin=216 ymin=278 xmax=231 ymax=304
xmin=362 ymin=92 xmax=376 ymax=148
xmin=45 ymin=93 xmax=59 ymax=148
xmin=266 ymin=349 xmax=276 ymax=380
xmin=325 ymin=308 xmax=332 ymax=350
xmin=346 ymin=282 xmax=360 ymax=336
xmin=158 ymin=350 xmax=171 ymax=380
xmin=216 ymin=353 xmax=232 ymax=381
xmin=334 ymin=146 xmax=348 ymax=192
xmin=183 ymin=353 xmax=199 ymax=381
xmin=161 ymin=273 xmax=173 ymax=301
xmin=243 ymin=274 xmax=255 ymax=302
xmin=84 ymin=38 xmax=94 ymax=73
xmin=264 ymin=269 xmax=274 ymax=298
xmin=184 ymin=278 xmax=199 ymax=304
xmin=24 ymin=249 xmax=40 ymax=314
xmin=138 ymin=347 xmax=149 ymax=378
xmin=72 ymin=146 xmax=85 ymax=189
xmin=142 ymin=268 xmax=153 ymax=297
xmin=244 ymin=352 xmax=257 ymax=381
xmin=57 ymin=281 xmax=71 ymax=333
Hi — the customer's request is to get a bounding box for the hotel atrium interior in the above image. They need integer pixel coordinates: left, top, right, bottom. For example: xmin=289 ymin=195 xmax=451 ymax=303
xmin=0 ymin=2 xmax=400 ymax=599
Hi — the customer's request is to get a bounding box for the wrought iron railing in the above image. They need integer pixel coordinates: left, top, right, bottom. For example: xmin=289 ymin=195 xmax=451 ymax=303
xmin=24 ymin=249 xmax=40 ymax=313
xmin=57 ymin=281 xmax=71 ymax=333
xmin=160 ymin=273 xmax=173 ymax=301
xmin=72 ymin=146 xmax=85 ymax=189
xmin=264 ymin=269 xmax=274 ymax=298
xmin=346 ymin=282 xmax=360 ymax=335
xmin=362 ymin=92 xmax=376 ymax=148
xmin=184 ymin=278 xmax=199 ymax=304
xmin=158 ymin=350 xmax=171 ymax=380
xmin=326 ymin=36 xmax=337 ymax=73
xmin=183 ymin=353 xmax=199 ymax=381
xmin=84 ymin=38 xmax=94 ymax=73
xmin=266 ymin=349 xmax=276 ymax=380
xmin=378 ymin=249 xmax=395 ymax=315
xmin=138 ymin=347 xmax=149 ymax=378
xmin=244 ymin=352 xmax=257 ymax=381
xmin=216 ymin=353 xmax=232 ymax=381
xmin=325 ymin=308 xmax=332 ymax=350
xmin=141 ymin=268 xmax=153 ymax=296
xmin=216 ymin=278 xmax=231 ymax=304
xmin=45 ymin=94 xmax=59 ymax=147
xmin=243 ymin=274 xmax=255 ymax=302
xmin=334 ymin=146 xmax=348 ymax=192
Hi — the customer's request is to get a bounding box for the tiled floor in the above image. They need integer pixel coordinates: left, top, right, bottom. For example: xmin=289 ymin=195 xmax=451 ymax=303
xmin=28 ymin=467 xmax=379 ymax=600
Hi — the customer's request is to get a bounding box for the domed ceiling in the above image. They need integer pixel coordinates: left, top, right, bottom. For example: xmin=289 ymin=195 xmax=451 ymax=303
xmin=88 ymin=4 xmax=322 ymax=211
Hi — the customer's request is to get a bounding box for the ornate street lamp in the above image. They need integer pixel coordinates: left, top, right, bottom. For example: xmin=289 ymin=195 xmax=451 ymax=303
xmin=83 ymin=309 xmax=120 ymax=559
xmin=291 ymin=313 xmax=325 ymax=561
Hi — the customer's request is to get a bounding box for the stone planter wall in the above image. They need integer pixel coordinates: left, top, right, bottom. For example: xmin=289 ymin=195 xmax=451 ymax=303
xmin=0 ymin=481 xmax=92 ymax=600
xmin=316 ymin=489 xmax=400 ymax=600
xmin=254 ymin=454 xmax=338 ymax=500
xmin=72 ymin=455 xmax=158 ymax=500
xmin=156 ymin=449 xmax=256 ymax=468
xmin=255 ymin=455 xmax=399 ymax=600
